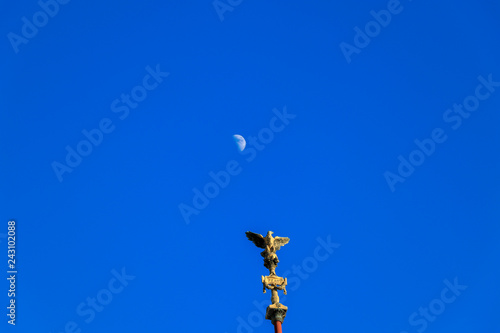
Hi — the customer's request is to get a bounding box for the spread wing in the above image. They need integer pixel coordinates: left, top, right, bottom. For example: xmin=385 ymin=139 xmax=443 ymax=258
xmin=273 ymin=237 xmax=290 ymax=251
xmin=245 ymin=231 xmax=266 ymax=248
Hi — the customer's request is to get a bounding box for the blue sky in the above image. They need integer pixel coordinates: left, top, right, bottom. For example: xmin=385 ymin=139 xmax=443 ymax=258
xmin=1 ymin=0 xmax=500 ymax=332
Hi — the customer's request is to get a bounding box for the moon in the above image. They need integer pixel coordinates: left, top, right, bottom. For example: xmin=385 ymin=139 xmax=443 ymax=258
xmin=233 ymin=134 xmax=246 ymax=151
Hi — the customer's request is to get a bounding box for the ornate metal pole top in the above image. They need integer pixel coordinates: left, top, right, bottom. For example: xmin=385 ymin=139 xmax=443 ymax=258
xmin=246 ymin=231 xmax=290 ymax=328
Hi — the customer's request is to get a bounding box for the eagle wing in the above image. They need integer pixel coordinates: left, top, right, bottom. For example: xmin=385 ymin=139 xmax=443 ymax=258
xmin=245 ymin=231 xmax=266 ymax=248
xmin=273 ymin=237 xmax=290 ymax=251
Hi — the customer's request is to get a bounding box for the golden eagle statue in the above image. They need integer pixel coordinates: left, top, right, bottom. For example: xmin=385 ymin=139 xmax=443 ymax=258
xmin=245 ymin=231 xmax=290 ymax=275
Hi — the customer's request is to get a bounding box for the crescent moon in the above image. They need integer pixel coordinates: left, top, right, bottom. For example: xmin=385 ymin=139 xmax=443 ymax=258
xmin=233 ymin=134 xmax=246 ymax=151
